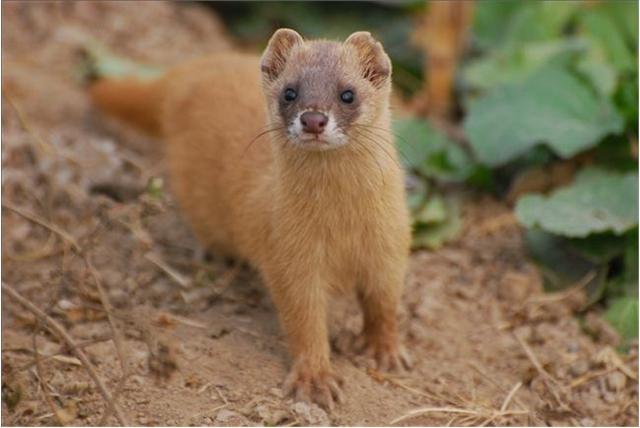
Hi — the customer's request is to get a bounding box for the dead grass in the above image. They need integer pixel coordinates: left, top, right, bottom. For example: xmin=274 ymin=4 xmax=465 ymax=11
xmin=2 ymin=2 xmax=638 ymax=426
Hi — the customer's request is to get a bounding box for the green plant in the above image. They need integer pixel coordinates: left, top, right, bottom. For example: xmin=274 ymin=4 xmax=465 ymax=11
xmin=463 ymin=0 xmax=638 ymax=340
xmin=393 ymin=118 xmax=473 ymax=249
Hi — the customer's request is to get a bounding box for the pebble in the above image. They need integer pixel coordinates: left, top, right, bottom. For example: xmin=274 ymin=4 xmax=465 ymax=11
xmin=256 ymin=404 xmax=288 ymax=426
xmin=605 ymin=371 xmax=626 ymax=392
xmin=291 ymin=401 xmax=329 ymax=426
xmin=214 ymin=409 xmax=248 ymax=426
xmin=569 ymin=359 xmax=589 ymax=377
xmin=580 ymin=417 xmax=594 ymax=426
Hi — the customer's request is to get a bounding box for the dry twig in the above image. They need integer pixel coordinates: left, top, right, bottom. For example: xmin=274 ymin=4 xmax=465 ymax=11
xmin=514 ymin=332 xmax=574 ymax=413
xmin=2 ymin=202 xmax=81 ymax=252
xmin=389 ymin=406 xmax=527 ymax=425
xmin=2 ymin=282 xmax=129 ymax=426
xmin=83 ymin=253 xmax=131 ymax=425
xmin=513 ymin=332 xmax=557 ymax=383
xmin=32 ymin=333 xmax=65 ymax=425
xmin=145 ymin=252 xmax=191 ymax=289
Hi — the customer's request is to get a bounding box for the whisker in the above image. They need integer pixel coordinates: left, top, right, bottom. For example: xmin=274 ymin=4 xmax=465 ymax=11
xmin=353 ymin=123 xmax=409 ymax=143
xmin=241 ymin=126 xmax=285 ymax=157
xmin=352 ymin=125 xmax=414 ymax=167
xmin=356 ymin=136 xmax=386 ymax=187
xmin=351 ymin=132 xmax=404 ymax=187
xmin=351 ymin=128 xmax=404 ymax=170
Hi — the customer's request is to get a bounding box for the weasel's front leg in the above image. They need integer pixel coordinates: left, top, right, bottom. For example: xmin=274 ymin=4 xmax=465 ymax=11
xmin=266 ymin=270 xmax=344 ymax=409
xmin=357 ymin=265 xmax=412 ymax=372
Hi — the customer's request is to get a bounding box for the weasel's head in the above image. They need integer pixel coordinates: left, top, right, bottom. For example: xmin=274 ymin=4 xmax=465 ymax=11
xmin=260 ymin=29 xmax=391 ymax=151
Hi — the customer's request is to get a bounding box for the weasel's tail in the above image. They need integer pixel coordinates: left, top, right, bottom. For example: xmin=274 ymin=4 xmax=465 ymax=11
xmin=80 ymin=44 xmax=165 ymax=136
xmin=88 ymin=77 xmax=164 ymax=137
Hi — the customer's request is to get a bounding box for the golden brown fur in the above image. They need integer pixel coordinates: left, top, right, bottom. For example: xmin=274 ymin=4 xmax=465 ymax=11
xmin=89 ymin=29 xmax=411 ymax=409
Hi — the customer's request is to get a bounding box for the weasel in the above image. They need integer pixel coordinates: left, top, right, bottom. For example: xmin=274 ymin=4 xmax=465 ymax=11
xmin=89 ymin=29 xmax=411 ymax=409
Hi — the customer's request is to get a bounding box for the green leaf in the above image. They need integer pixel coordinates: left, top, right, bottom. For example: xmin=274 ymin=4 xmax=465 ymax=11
xmin=412 ymin=197 xmax=462 ymax=250
xmin=464 ymin=65 xmax=624 ymax=167
xmin=80 ymin=43 xmax=163 ymax=81
xmin=394 ymin=118 xmax=435 ymax=171
xmin=146 ymin=177 xmax=165 ymax=199
xmin=413 ymin=194 xmax=447 ymax=225
xmin=464 ymin=38 xmax=586 ymax=93
xmin=406 ymin=175 xmax=429 ymax=213
xmin=516 ymin=168 xmax=639 ymax=238
xmin=473 ymin=1 xmax=578 ymax=49
xmin=605 ymin=297 xmax=639 ymax=340
xmin=580 ymin=9 xmax=635 ymax=73
xmin=394 ymin=118 xmax=475 ymax=182
xmin=504 ymin=2 xmax=579 ymax=47
xmin=472 ymin=0 xmax=522 ymax=50
xmin=576 ymin=50 xmax=618 ymax=97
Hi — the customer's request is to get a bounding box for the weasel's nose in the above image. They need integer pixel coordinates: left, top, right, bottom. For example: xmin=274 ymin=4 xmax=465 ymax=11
xmin=300 ymin=111 xmax=328 ymax=134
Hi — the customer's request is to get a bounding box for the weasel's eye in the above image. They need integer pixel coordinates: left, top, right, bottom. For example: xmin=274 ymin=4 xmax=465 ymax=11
xmin=283 ymin=88 xmax=297 ymax=102
xmin=340 ymin=90 xmax=355 ymax=104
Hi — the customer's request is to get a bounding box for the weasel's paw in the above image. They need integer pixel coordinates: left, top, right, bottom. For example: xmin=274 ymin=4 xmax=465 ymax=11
xmin=283 ymin=360 xmax=344 ymax=410
xmin=357 ymin=336 xmax=412 ymax=372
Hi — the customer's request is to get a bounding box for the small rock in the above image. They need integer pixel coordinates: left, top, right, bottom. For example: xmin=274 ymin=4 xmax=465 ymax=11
xmin=269 ymin=387 xmax=284 ymax=398
xmin=569 ymin=360 xmax=589 ymax=377
xmin=256 ymin=404 xmax=288 ymax=426
xmin=605 ymin=371 xmax=626 ymax=392
xmin=291 ymin=401 xmax=329 ymax=426
xmin=580 ymin=417 xmax=594 ymax=426
xmin=566 ymin=342 xmax=580 ymax=353
xmin=215 ymin=410 xmax=235 ymax=422
xmin=214 ymin=409 xmax=248 ymax=426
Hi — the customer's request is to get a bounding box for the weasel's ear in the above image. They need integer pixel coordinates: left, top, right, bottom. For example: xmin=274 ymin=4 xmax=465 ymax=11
xmin=344 ymin=31 xmax=391 ymax=88
xmin=261 ymin=28 xmax=304 ymax=82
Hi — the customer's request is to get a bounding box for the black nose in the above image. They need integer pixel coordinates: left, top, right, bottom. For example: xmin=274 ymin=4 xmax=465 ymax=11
xmin=300 ymin=111 xmax=328 ymax=134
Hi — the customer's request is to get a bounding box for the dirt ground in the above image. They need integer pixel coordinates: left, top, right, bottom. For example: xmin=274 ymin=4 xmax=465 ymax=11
xmin=1 ymin=2 xmax=638 ymax=426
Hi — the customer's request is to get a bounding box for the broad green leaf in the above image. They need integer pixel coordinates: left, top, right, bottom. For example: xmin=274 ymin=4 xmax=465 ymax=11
xmin=576 ymin=51 xmax=618 ymax=97
xmin=605 ymin=297 xmax=639 ymax=339
xmin=394 ymin=118 xmax=475 ymax=182
xmin=473 ymin=1 xmax=578 ymax=51
xmin=580 ymin=9 xmax=635 ymax=73
xmin=464 ymin=38 xmax=586 ymax=93
xmin=472 ymin=0 xmax=522 ymax=50
xmin=464 ymin=66 xmax=624 ymax=167
xmin=605 ymin=0 xmax=638 ymax=48
xmin=504 ymin=2 xmax=579 ymax=48
xmin=516 ymin=168 xmax=639 ymax=238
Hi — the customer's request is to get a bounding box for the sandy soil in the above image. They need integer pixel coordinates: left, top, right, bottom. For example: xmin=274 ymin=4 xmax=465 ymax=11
xmin=2 ymin=2 xmax=638 ymax=426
